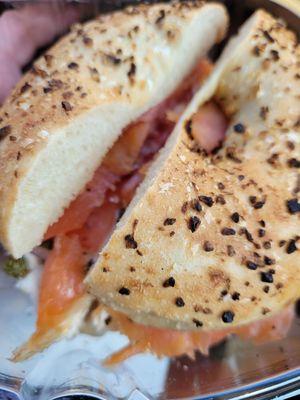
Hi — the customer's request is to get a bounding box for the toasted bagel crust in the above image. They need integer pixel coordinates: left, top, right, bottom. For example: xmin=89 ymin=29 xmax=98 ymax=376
xmin=87 ymin=10 xmax=300 ymax=331
xmin=0 ymin=1 xmax=228 ymax=257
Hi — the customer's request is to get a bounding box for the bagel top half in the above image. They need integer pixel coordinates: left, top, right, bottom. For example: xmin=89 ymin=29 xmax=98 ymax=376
xmin=0 ymin=1 xmax=228 ymax=258
xmin=86 ymin=10 xmax=300 ymax=331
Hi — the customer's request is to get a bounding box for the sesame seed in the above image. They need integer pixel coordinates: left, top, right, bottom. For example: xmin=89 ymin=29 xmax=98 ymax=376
xmin=68 ymin=62 xmax=79 ymax=70
xmin=233 ymin=123 xmax=245 ymax=134
xmin=119 ymin=287 xmax=130 ymax=295
xmin=175 ymin=297 xmax=185 ymax=307
xmin=286 ymin=239 xmax=297 ymax=254
xmin=261 ymin=271 xmax=274 ymax=283
xmin=231 ymin=292 xmax=240 ymax=301
xmin=258 ymin=229 xmax=266 ymax=237
xmin=287 ymin=158 xmax=300 ymax=168
xmin=264 ymin=256 xmax=275 ymax=265
xmin=199 ymin=195 xmax=214 ymax=207
xmin=231 ymin=212 xmax=240 ymax=223
xmin=222 ymin=311 xmax=234 ymax=323
xmin=188 ymin=216 xmax=200 ymax=233
xmin=191 ymin=199 xmax=202 ymax=212
xmin=286 ymin=198 xmax=300 ymax=214
xmin=163 ymin=277 xmax=175 ymax=288
xmin=246 ymin=261 xmax=258 ymax=270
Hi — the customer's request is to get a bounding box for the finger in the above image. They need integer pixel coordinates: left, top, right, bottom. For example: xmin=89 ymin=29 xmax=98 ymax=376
xmin=0 ymin=4 xmax=80 ymax=68
xmin=0 ymin=4 xmax=80 ymax=103
xmin=0 ymin=53 xmax=21 ymax=104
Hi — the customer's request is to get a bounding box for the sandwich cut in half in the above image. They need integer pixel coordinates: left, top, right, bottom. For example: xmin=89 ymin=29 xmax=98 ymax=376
xmin=86 ymin=9 xmax=300 ymax=365
xmin=0 ymin=1 xmax=229 ymax=360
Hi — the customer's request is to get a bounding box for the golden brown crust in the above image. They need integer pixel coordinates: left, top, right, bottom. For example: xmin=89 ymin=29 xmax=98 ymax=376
xmin=86 ymin=10 xmax=300 ymax=331
xmin=0 ymin=1 xmax=228 ymax=257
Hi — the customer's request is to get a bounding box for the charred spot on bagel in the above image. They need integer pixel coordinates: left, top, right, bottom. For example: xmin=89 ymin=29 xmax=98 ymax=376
xmin=263 ymin=285 xmax=270 ymax=293
xmin=185 ymin=119 xmax=193 ymax=140
xmin=61 ymin=101 xmax=73 ymax=112
xmin=260 ymin=106 xmax=269 ymax=120
xmin=262 ymin=307 xmax=271 ymax=315
xmin=127 ymin=62 xmax=136 ymax=83
xmin=44 ymin=54 xmax=54 ymax=67
xmin=270 ymin=49 xmax=280 ymax=61
xmin=181 ymin=201 xmax=188 ymax=214
xmin=164 ymin=218 xmax=176 ymax=226
xmin=267 ymin=153 xmax=279 ymax=166
xmin=105 ymin=53 xmax=122 ymax=65
xmin=216 ymin=194 xmax=226 ymax=205
xmin=0 ymin=125 xmax=12 ymax=140
xmin=203 ymin=241 xmax=214 ymax=252
xmin=227 ymin=245 xmax=235 ymax=257
xmin=82 ymin=36 xmax=93 ymax=47
xmin=20 ymin=82 xmax=32 ymax=94
xmin=193 ymin=318 xmax=203 ymax=328
xmin=226 ymin=147 xmax=242 ymax=163
xmin=263 ymin=241 xmax=272 ymax=249
xmin=221 ymin=227 xmax=236 ymax=236
xmin=155 ymin=9 xmax=165 ymax=25
xmin=262 ymin=29 xmax=275 ymax=43
xmin=124 ymin=234 xmax=138 ymax=249
xmin=293 ymin=175 xmax=300 ymax=195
